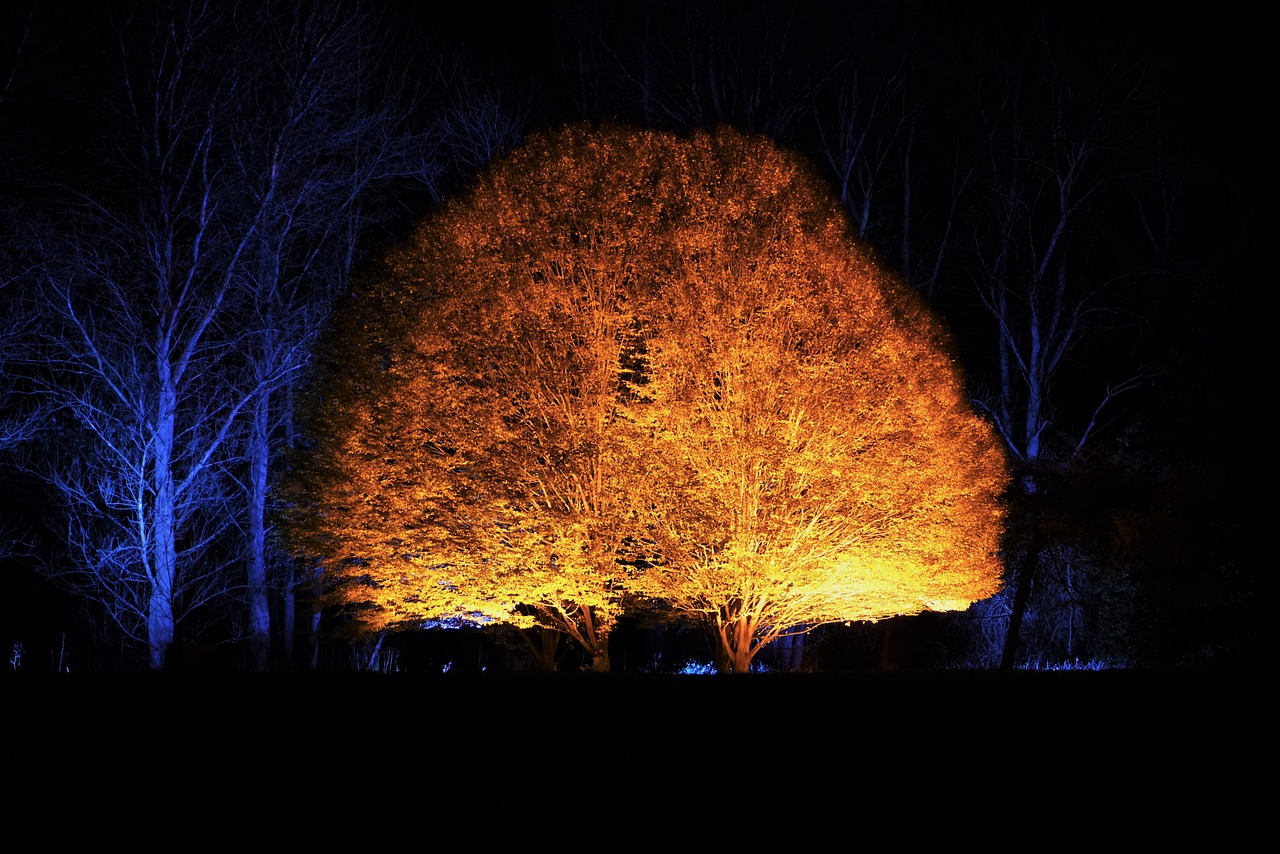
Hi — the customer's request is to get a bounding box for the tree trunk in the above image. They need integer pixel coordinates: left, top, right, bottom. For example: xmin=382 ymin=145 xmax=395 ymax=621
xmin=521 ymin=627 xmax=560 ymax=672
xmin=149 ymin=573 xmax=175 ymax=671
xmin=150 ymin=377 xmax=178 ymax=671
xmin=880 ymin=619 xmax=898 ymax=671
xmin=308 ymin=589 xmax=322 ymax=671
xmin=245 ymin=390 xmax=272 ymax=671
xmin=577 ymin=605 xmax=611 ymax=672
xmin=1000 ymin=534 xmax=1041 ymax=671
xmin=282 ymin=560 xmax=296 ymax=669
xmin=774 ymin=630 xmax=805 ymax=672
xmin=717 ymin=617 xmax=754 ymax=673
xmin=281 ymin=389 xmax=298 ymax=669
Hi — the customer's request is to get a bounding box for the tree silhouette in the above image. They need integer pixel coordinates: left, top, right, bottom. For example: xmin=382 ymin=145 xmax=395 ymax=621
xmin=283 ymin=122 xmax=1008 ymax=672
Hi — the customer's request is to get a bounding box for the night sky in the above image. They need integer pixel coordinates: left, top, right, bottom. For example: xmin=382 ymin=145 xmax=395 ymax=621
xmin=0 ymin=0 xmax=1264 ymax=683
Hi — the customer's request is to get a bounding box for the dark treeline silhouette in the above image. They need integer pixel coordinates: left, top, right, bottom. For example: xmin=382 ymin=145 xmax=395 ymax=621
xmin=0 ymin=0 xmax=1257 ymax=674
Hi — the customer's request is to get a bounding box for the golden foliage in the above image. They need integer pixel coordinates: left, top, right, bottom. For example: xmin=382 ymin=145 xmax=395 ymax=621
xmin=279 ymin=122 xmax=1009 ymax=670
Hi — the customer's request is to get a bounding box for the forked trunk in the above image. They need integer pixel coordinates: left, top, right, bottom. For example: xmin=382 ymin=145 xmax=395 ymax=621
xmin=716 ymin=617 xmax=756 ymax=673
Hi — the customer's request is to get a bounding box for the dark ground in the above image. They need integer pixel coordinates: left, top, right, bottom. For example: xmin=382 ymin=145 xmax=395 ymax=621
xmin=8 ymin=668 xmax=1261 ymax=748
xmin=4 ymin=669 xmax=1262 ymax=832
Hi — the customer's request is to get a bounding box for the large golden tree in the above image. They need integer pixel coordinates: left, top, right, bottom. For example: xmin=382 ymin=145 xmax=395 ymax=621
xmin=626 ymin=129 xmax=1009 ymax=671
xmin=281 ymin=122 xmax=1008 ymax=672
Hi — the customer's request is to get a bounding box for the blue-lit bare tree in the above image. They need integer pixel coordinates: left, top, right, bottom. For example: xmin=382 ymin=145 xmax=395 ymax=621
xmin=958 ymin=20 xmax=1159 ymax=670
xmin=22 ymin=0 xmax=276 ymax=669
xmin=228 ymin=1 xmax=406 ymax=672
xmin=18 ymin=1 xmax=374 ymax=669
xmin=14 ymin=0 xmax=533 ymax=671
xmin=232 ymin=7 xmax=530 ymax=671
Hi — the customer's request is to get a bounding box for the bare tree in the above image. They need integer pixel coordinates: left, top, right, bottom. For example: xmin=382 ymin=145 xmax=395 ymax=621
xmin=29 ymin=226 xmax=253 ymax=669
xmin=958 ymin=19 xmax=1157 ymax=669
xmin=814 ymin=49 xmax=910 ymax=244
xmin=10 ymin=0 xmax=531 ymax=671
xmin=21 ymin=1 xmax=322 ymax=669
xmin=237 ymin=19 xmax=530 ymax=672
xmin=560 ymin=0 xmax=839 ymax=140
xmin=227 ymin=0 xmax=425 ymax=672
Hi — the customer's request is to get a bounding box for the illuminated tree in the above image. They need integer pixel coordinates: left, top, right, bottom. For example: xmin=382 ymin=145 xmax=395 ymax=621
xmin=284 ymin=123 xmax=1008 ymax=672
xmin=12 ymin=0 xmax=458 ymax=670
xmin=0 ymin=0 xmax=534 ymax=672
xmin=285 ymin=126 xmax=675 ymax=669
xmin=240 ymin=17 xmax=531 ymax=672
xmin=624 ymin=128 xmax=1009 ymax=672
xmin=12 ymin=2 xmax=295 ymax=670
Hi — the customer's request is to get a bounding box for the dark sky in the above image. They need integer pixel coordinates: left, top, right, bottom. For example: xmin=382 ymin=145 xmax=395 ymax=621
xmin=2 ymin=1 xmax=1255 ymax=201
xmin=3 ymin=1 xmax=1261 ymax=264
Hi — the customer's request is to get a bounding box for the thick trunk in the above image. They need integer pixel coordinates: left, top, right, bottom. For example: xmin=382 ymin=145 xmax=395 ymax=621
xmin=717 ymin=616 xmax=755 ymax=673
xmin=1001 ymin=534 xmax=1041 ymax=672
xmin=150 ymin=380 xmax=178 ymax=671
xmin=246 ymin=391 xmax=272 ymax=671
xmin=577 ymin=605 xmax=611 ymax=672
xmin=281 ymin=389 xmax=297 ymax=669
xmin=149 ymin=574 xmax=175 ymax=670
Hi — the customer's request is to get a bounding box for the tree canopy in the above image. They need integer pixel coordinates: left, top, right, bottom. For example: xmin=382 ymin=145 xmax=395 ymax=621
xmin=281 ymin=122 xmax=1009 ymax=671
